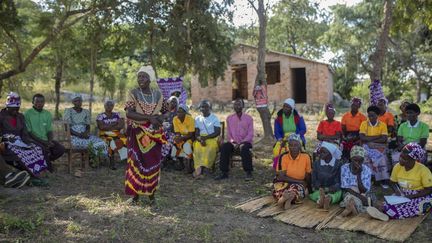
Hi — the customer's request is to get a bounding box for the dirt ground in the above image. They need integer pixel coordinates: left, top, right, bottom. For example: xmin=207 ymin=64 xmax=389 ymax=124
xmin=0 ymin=111 xmax=431 ymax=242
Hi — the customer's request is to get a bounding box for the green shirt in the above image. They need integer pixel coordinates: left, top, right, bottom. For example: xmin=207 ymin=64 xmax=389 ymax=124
xmin=397 ymin=120 xmax=429 ymax=145
xmin=282 ymin=113 xmax=296 ymax=137
xmin=24 ymin=107 xmax=53 ymax=141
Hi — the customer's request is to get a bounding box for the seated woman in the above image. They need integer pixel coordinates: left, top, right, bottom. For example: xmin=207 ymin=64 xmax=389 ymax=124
xmin=377 ymin=98 xmax=395 ymax=137
xmin=64 ymin=94 xmax=108 ymax=160
xmin=339 ymin=146 xmax=373 ymax=217
xmin=273 ymin=98 xmax=306 ymax=169
xmin=96 ymin=100 xmax=127 ymax=170
xmin=367 ymin=143 xmax=432 ymax=221
xmin=310 ymin=142 xmax=343 ymax=210
xmin=161 ymin=96 xmax=179 ymax=167
xmin=394 ymin=100 xmax=410 ymax=128
xmin=392 ymin=103 xmax=429 ymax=165
xmin=317 ymin=104 xmax=342 ymax=144
xmin=273 ymin=134 xmax=311 ymax=210
xmin=193 ymin=100 xmax=221 ymax=178
xmin=341 ymin=97 xmax=367 ymax=160
xmin=172 ymin=104 xmax=195 ymax=172
xmin=359 ymin=105 xmax=390 ymax=187
xmin=0 ymin=93 xmax=49 ymax=183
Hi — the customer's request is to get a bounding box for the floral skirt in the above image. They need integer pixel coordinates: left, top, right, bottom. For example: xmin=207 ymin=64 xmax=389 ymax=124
xmin=272 ymin=181 xmax=306 ymax=203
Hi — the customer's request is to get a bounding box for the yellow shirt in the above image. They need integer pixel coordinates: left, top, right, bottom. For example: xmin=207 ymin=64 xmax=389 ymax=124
xmin=390 ymin=163 xmax=432 ymax=190
xmin=359 ymin=120 xmax=388 ymax=137
xmin=173 ymin=114 xmax=195 ymax=135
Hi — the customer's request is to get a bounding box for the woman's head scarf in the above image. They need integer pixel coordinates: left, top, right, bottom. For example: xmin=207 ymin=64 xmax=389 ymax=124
xmin=284 ymin=98 xmax=295 ymax=109
xmin=350 ymin=145 xmax=365 ymax=158
xmin=5 ymin=92 xmax=21 ymax=108
xmin=320 ymin=141 xmax=342 ymax=160
xmin=402 ymin=143 xmax=426 ymax=162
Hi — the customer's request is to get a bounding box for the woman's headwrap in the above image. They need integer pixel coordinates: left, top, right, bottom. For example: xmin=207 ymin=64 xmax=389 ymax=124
xmin=168 ymin=96 xmax=179 ymax=105
xmin=104 ymin=100 xmax=115 ymax=106
xmin=288 ymin=133 xmax=302 ymax=145
xmin=402 ymin=142 xmax=426 ymax=162
xmin=351 ymin=97 xmax=362 ymax=106
xmin=71 ymin=93 xmax=82 ymax=102
xmin=350 ymin=145 xmax=365 ymax=158
xmin=137 ymin=66 xmax=156 ymax=81
xmin=178 ymin=104 xmax=189 ymax=113
xmin=5 ymin=92 xmax=21 ymax=108
xmin=284 ymin=98 xmax=295 ymax=109
xmin=199 ymin=100 xmax=212 ymax=109
xmin=321 ymin=142 xmax=342 ymax=160
xmin=325 ymin=103 xmax=336 ymax=113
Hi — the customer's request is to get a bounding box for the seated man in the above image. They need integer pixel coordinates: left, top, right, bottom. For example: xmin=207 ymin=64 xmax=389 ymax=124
xmin=341 ymin=97 xmax=366 ymax=160
xmin=360 ymin=105 xmax=390 ymax=188
xmin=171 ymin=104 xmax=195 ymax=172
xmin=215 ymin=99 xmax=254 ymax=181
xmin=0 ymin=153 xmax=30 ymax=188
xmin=24 ymin=94 xmax=65 ymax=171
xmin=310 ymin=142 xmax=343 ymax=210
xmin=273 ymin=134 xmax=311 ymax=210
xmin=96 ymin=100 xmax=127 ymax=170
xmin=340 ymin=146 xmax=373 ymax=217
xmin=392 ymin=103 xmax=429 ymax=165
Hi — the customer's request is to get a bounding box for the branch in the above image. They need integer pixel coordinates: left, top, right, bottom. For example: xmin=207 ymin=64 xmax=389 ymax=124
xmin=247 ymin=0 xmax=258 ymax=14
xmin=0 ymin=7 xmax=97 ymax=81
xmin=0 ymin=26 xmax=23 ymax=67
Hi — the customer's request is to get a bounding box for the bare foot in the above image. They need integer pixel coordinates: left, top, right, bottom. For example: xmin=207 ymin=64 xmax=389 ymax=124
xmin=341 ymin=208 xmax=351 ymax=217
xmin=347 ymin=198 xmax=358 ymax=216
xmin=284 ymin=192 xmax=296 ymax=210
xmin=277 ymin=191 xmax=289 ymax=208
xmin=323 ymin=195 xmax=331 ymax=211
xmin=317 ymin=188 xmax=325 ymax=209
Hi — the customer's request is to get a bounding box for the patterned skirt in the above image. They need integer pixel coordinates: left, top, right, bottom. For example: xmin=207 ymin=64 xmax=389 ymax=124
xmin=363 ymin=144 xmax=389 ymax=181
xmin=5 ymin=135 xmax=48 ymax=177
xmin=99 ymin=130 xmax=127 ymax=159
xmin=125 ymin=122 xmax=166 ymax=196
xmin=272 ymin=181 xmax=306 ymax=203
xmin=383 ymin=189 xmax=432 ymax=219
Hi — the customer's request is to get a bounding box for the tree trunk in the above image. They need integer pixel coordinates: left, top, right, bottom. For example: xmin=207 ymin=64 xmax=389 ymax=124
xmin=253 ymin=0 xmax=273 ymax=140
xmin=89 ymin=43 xmax=97 ymax=120
xmin=54 ymin=57 xmax=64 ymax=119
xmin=148 ymin=20 xmax=158 ymax=79
xmin=369 ymin=0 xmax=393 ymax=81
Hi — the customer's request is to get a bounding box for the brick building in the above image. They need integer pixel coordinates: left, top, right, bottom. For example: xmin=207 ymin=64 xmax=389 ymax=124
xmin=191 ymin=44 xmax=333 ymax=106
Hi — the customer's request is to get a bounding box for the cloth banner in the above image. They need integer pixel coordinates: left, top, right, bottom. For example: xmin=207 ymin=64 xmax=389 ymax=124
xmin=157 ymin=77 xmax=188 ymax=105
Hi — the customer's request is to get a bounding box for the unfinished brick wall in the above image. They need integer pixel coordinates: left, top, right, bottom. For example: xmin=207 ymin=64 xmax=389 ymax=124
xmin=191 ymin=45 xmax=333 ymax=106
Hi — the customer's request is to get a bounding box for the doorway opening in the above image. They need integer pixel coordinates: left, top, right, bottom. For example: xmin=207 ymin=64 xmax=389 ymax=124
xmin=291 ymin=68 xmax=307 ymax=103
xmin=231 ymin=64 xmax=248 ymax=100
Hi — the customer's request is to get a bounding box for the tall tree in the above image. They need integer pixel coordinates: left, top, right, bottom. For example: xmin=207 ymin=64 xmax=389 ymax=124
xmin=248 ymin=0 xmax=273 ymax=140
xmin=0 ymin=0 xmax=118 ymax=82
xmin=267 ymin=0 xmax=329 ymax=59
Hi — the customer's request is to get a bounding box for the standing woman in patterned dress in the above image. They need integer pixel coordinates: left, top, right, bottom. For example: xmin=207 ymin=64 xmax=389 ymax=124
xmin=124 ymin=67 xmax=166 ymax=204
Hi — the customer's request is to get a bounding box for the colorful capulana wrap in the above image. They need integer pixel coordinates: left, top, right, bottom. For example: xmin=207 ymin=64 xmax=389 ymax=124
xmin=369 ymin=79 xmax=385 ymax=106
xmin=403 ymin=142 xmax=426 ymax=162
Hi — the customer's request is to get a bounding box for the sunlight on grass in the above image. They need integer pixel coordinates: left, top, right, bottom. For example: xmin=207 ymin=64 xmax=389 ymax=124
xmin=66 ymin=222 xmax=82 ymax=234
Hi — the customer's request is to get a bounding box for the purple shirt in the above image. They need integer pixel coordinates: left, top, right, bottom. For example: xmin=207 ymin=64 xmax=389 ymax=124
xmin=226 ymin=113 xmax=254 ymax=144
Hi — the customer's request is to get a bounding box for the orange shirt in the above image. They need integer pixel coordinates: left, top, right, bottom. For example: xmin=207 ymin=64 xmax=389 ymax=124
xmin=341 ymin=111 xmax=367 ymax=132
xmin=279 ymin=153 xmax=312 ymax=180
xmin=378 ymin=111 xmax=395 ymax=128
xmin=317 ymin=120 xmax=342 ymax=136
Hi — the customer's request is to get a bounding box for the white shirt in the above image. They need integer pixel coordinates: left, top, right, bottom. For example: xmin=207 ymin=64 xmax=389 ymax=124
xmin=195 ymin=113 xmax=221 ymax=135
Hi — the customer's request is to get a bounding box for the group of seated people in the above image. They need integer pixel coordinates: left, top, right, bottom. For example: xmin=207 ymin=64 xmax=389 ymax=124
xmin=158 ymin=97 xmax=254 ymax=181
xmin=272 ymin=97 xmax=432 ymax=221
xmin=0 ymin=92 xmax=128 ymax=188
